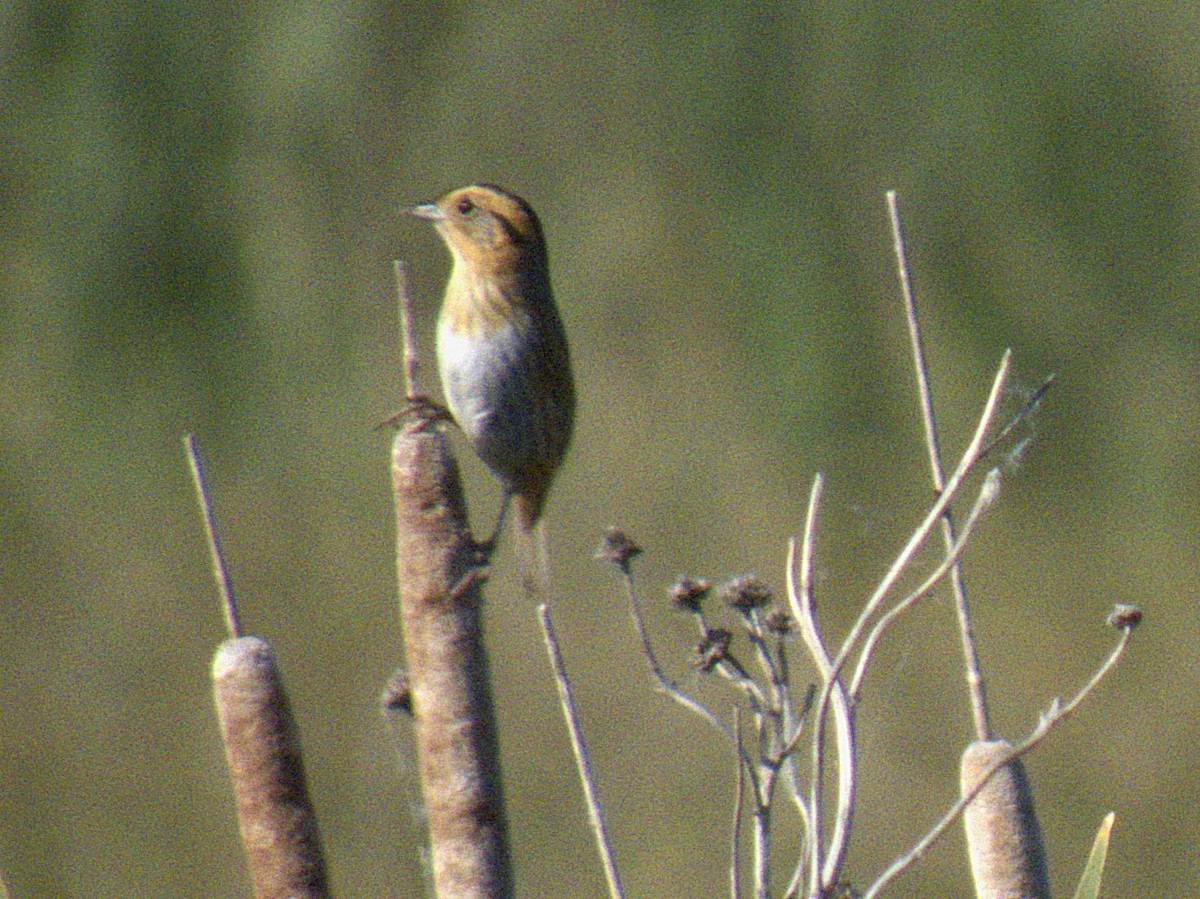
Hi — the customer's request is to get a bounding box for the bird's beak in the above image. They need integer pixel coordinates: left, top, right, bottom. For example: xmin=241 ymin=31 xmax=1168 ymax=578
xmin=407 ymin=202 xmax=444 ymax=221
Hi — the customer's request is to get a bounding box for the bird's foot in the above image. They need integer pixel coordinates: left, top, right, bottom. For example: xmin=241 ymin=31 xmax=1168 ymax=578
xmin=376 ymin=394 xmax=454 ymax=432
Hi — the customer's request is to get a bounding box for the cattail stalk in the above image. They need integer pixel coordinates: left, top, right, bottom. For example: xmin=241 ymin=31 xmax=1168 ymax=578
xmin=392 ymin=420 xmax=513 ymax=899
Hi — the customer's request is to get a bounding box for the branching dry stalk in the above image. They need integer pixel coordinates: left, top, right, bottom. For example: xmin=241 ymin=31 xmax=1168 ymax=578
xmin=595 ymin=192 xmax=1135 ymax=899
xmin=802 ymin=348 xmax=1012 ymax=897
xmin=598 ymin=186 xmax=1142 ymax=899
xmin=849 ymin=468 xmax=1001 ymax=699
xmin=598 ymin=539 xmax=809 ymax=899
xmin=603 ymin=332 xmax=1017 ymax=899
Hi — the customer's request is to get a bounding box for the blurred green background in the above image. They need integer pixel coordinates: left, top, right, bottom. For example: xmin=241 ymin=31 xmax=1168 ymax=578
xmin=2 ymin=1 xmax=1197 ymax=896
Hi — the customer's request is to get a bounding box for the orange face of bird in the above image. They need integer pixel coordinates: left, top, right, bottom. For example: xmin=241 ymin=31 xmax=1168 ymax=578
xmin=409 ymin=185 xmax=547 ymax=279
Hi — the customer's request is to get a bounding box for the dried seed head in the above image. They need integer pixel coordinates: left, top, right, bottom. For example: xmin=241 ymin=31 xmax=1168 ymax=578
xmin=765 ymin=609 xmax=793 ymax=634
xmin=669 ymin=576 xmax=711 ymax=612
xmin=595 ymin=527 xmax=642 ymax=569
xmin=718 ymin=575 xmax=773 ymax=610
xmin=694 ymin=627 xmax=733 ymax=673
xmin=1107 ymin=603 xmax=1143 ymax=633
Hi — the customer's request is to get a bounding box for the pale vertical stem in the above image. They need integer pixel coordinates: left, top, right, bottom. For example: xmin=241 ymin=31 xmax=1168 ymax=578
xmin=887 ymin=190 xmax=992 ymax=741
xmin=538 ymin=605 xmax=626 ymax=899
xmin=786 ymin=479 xmax=856 ymax=894
xmin=730 ymin=707 xmax=745 ymax=899
xmin=394 ymin=260 xmax=420 ymax=398
xmin=752 ymin=768 xmax=773 ymax=899
xmin=185 ymin=434 xmax=241 ymax=637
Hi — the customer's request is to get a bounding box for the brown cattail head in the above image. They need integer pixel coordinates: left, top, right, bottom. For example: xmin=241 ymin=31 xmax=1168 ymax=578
xmin=212 ymin=637 xmax=329 ymax=899
xmin=961 ymin=739 xmax=1052 ymax=899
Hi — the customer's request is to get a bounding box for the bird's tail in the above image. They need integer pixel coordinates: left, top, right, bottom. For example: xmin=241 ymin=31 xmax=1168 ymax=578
xmin=512 ymin=496 xmax=553 ymax=605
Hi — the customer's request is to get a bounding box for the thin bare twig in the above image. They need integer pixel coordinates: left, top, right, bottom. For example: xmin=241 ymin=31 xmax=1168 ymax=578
xmin=752 ymin=768 xmax=774 ymax=899
xmin=620 ymin=567 xmax=735 ymax=744
xmin=731 ymin=707 xmax=745 ymax=899
xmin=394 ymin=260 xmax=420 ymax=399
xmin=538 ymin=604 xmax=626 ymax=899
xmin=744 ymin=611 xmax=784 ymax=720
xmin=184 ymin=434 xmax=241 ymax=637
xmin=787 ymin=475 xmax=832 ymax=707
xmin=849 ymin=468 xmax=1001 ymax=699
xmin=887 ymin=192 xmax=943 ymax=488
xmin=778 ymin=690 xmax=817 ymax=899
xmin=888 ymin=189 xmax=991 ymax=741
xmin=830 ymin=350 xmax=1010 ymax=684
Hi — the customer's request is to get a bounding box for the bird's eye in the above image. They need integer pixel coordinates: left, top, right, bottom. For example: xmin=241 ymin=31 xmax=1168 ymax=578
xmin=456 ymin=197 xmax=475 ymax=215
